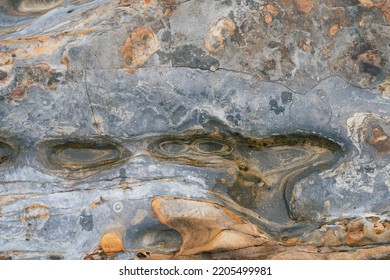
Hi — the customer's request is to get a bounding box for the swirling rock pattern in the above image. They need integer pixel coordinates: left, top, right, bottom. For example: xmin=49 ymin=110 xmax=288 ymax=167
xmin=0 ymin=0 xmax=389 ymax=259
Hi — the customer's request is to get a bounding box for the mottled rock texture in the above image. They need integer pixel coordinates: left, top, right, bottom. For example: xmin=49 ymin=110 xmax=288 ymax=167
xmin=0 ymin=0 xmax=389 ymax=259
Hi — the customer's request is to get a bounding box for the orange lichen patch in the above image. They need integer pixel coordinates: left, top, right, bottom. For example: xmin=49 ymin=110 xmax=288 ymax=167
xmin=376 ymin=0 xmax=390 ymax=22
xmin=298 ymin=41 xmax=310 ymax=52
xmin=328 ymin=24 xmax=339 ymax=36
xmin=9 ymin=87 xmax=26 ymax=101
xmin=204 ymin=17 xmax=236 ymax=53
xmin=119 ymin=27 xmax=160 ymax=72
xmin=264 ymin=4 xmax=279 ymax=16
xmin=369 ymin=124 xmax=390 ymax=154
xmin=293 ymin=0 xmax=316 ymax=14
xmin=264 ymin=15 xmax=273 ymax=24
xmin=358 ymin=0 xmax=374 ymax=8
xmin=151 ymin=197 xmax=273 ymax=256
xmin=101 ymin=231 xmax=124 ymax=255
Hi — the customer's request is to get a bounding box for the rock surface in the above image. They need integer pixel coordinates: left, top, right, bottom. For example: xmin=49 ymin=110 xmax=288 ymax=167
xmin=0 ymin=0 xmax=389 ymax=259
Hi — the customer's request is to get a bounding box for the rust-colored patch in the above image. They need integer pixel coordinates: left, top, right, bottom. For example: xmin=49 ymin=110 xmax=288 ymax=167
xmin=9 ymin=87 xmax=26 ymax=101
xmin=7 ymin=63 xmax=63 ymax=95
xmin=264 ymin=4 xmax=279 ymax=16
xmin=0 ymin=39 xmax=62 ymax=66
xmin=264 ymin=15 xmax=273 ymax=24
xmin=358 ymin=49 xmax=383 ymax=66
xmin=20 ymin=204 xmax=50 ymax=222
xmin=345 ymin=220 xmax=365 ymax=245
xmin=293 ymin=0 xmax=316 ymax=14
xmin=119 ymin=27 xmax=160 ymax=72
xmin=376 ymin=0 xmax=390 ymax=22
xmin=358 ymin=0 xmax=375 ymax=8
xmin=101 ymin=231 xmax=124 ymax=255
xmin=298 ymin=41 xmax=310 ymax=52
xmin=328 ymin=24 xmax=339 ymax=37
xmin=369 ymin=124 xmax=390 ymax=154
xmin=61 ymin=55 xmax=70 ymax=66
xmin=204 ymin=17 xmax=236 ymax=53
xmin=373 ymin=222 xmax=385 ymax=235
xmin=90 ymin=201 xmax=102 ymax=209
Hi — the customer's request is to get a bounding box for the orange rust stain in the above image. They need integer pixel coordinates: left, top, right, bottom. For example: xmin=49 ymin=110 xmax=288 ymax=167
xmin=90 ymin=201 xmax=102 ymax=209
xmin=293 ymin=0 xmax=316 ymax=14
xmin=119 ymin=27 xmax=160 ymax=72
xmin=345 ymin=220 xmax=365 ymax=245
xmin=9 ymin=87 xmax=26 ymax=101
xmin=328 ymin=24 xmax=339 ymax=36
xmin=298 ymin=41 xmax=310 ymax=52
xmin=204 ymin=17 xmax=236 ymax=53
xmin=264 ymin=4 xmax=279 ymax=16
xmin=376 ymin=0 xmax=390 ymax=22
xmin=264 ymin=15 xmax=273 ymax=24
xmin=61 ymin=55 xmax=70 ymax=66
xmin=373 ymin=222 xmax=385 ymax=235
xmin=358 ymin=0 xmax=374 ymax=8
xmin=101 ymin=231 xmax=124 ymax=255
xmin=0 ymin=30 xmax=95 ymax=66
xmin=358 ymin=50 xmax=382 ymax=66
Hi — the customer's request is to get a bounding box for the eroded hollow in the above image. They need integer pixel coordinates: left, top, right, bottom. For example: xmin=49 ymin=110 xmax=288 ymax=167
xmin=37 ymin=138 xmax=131 ymax=179
xmin=150 ymin=135 xmax=234 ymax=163
xmin=0 ymin=140 xmax=14 ymax=166
xmin=149 ymin=133 xmax=342 ymax=225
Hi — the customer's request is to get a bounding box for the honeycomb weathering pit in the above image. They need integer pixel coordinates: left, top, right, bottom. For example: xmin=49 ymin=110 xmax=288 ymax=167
xmin=0 ymin=0 xmax=389 ymax=260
